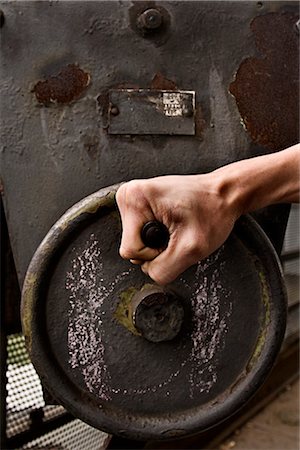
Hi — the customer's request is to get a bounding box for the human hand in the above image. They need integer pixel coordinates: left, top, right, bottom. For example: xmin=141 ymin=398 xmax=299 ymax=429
xmin=116 ymin=173 xmax=241 ymax=285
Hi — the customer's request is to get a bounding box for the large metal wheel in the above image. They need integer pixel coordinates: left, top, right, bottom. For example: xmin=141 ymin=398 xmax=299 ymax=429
xmin=21 ymin=184 xmax=287 ymax=441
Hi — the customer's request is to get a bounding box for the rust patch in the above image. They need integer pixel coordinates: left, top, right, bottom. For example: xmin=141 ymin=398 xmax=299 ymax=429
xmin=34 ymin=64 xmax=90 ymax=105
xmin=195 ymin=103 xmax=206 ymax=138
xmin=150 ymin=72 xmax=177 ymax=90
xmin=230 ymin=12 xmax=299 ymax=151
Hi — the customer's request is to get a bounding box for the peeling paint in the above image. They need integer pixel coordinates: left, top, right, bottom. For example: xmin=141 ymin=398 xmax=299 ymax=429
xmin=230 ymin=12 xmax=299 ymax=150
xmin=114 ymin=286 xmax=140 ymax=336
xmin=150 ymin=72 xmax=177 ymax=90
xmin=21 ymin=272 xmax=37 ymax=353
xmin=247 ymin=257 xmax=271 ymax=370
xmin=34 ymin=64 xmax=90 ymax=105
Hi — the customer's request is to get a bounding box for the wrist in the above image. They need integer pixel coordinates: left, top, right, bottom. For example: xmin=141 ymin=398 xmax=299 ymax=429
xmin=210 ymin=168 xmax=246 ymax=219
xmin=190 ymin=170 xmax=244 ymax=221
xmin=211 ymin=144 xmax=300 ymax=216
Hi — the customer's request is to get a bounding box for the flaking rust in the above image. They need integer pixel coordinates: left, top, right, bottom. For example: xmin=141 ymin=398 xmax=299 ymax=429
xmin=230 ymin=12 xmax=299 ymax=151
xmin=150 ymin=72 xmax=178 ymax=90
xmin=114 ymin=287 xmax=140 ymax=336
xmin=33 ymin=64 xmax=90 ymax=105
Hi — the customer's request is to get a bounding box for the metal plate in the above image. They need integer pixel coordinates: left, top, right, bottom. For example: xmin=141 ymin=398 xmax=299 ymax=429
xmin=108 ymin=90 xmax=195 ymax=135
xmin=21 ymin=185 xmax=287 ymax=441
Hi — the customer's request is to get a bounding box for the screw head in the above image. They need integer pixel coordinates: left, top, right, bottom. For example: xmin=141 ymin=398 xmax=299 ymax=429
xmin=137 ymin=8 xmax=163 ymax=31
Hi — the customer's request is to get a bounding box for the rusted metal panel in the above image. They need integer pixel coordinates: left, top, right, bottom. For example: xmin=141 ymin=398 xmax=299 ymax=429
xmin=230 ymin=12 xmax=299 ymax=151
xmin=108 ymin=89 xmax=195 ymax=135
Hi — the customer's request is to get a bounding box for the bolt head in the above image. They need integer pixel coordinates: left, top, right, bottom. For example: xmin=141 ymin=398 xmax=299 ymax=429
xmin=132 ymin=285 xmax=184 ymax=343
xmin=138 ymin=8 xmax=163 ymax=31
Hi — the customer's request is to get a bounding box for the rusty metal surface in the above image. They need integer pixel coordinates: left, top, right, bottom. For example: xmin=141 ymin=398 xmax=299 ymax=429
xmin=230 ymin=12 xmax=299 ymax=151
xmin=33 ymin=64 xmax=90 ymax=106
xmin=0 ymin=1 xmax=298 ymax=285
xmin=21 ymin=185 xmax=286 ymax=440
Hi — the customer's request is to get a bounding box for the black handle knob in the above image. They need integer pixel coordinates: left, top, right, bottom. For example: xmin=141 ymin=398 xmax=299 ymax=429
xmin=141 ymin=221 xmax=170 ymax=249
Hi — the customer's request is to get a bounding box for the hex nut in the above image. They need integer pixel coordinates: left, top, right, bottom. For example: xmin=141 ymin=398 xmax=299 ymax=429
xmin=137 ymin=8 xmax=163 ymax=31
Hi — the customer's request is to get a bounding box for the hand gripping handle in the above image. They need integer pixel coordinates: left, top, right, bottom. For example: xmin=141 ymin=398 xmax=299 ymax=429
xmin=141 ymin=221 xmax=170 ymax=249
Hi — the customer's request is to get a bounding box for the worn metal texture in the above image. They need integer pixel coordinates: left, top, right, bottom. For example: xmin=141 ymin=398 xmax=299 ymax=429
xmin=0 ymin=1 xmax=298 ymax=285
xmin=131 ymin=284 xmax=185 ymax=342
xmin=21 ymin=185 xmax=287 ymax=440
xmin=108 ymin=89 xmax=195 ymax=135
xmin=33 ymin=64 xmax=91 ymax=106
xmin=230 ymin=11 xmax=299 ymax=151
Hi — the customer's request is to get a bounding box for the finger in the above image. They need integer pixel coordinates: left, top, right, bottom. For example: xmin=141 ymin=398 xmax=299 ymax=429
xmin=130 ymin=258 xmax=145 ymax=265
xmin=116 ymin=185 xmax=159 ymax=261
xmin=142 ymin=231 xmax=203 ymax=285
xmin=119 ymin=220 xmax=160 ymax=261
xmin=141 ymin=264 xmax=149 ymax=277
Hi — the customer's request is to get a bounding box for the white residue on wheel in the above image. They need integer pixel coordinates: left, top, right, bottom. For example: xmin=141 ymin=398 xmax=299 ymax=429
xmin=66 ymin=236 xmax=232 ymax=401
xmin=66 ymin=235 xmax=111 ymax=401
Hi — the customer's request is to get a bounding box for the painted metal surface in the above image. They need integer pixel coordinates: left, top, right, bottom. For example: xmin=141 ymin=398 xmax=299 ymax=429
xmin=21 ymin=185 xmax=287 ymax=440
xmin=0 ymin=1 xmax=298 ymax=286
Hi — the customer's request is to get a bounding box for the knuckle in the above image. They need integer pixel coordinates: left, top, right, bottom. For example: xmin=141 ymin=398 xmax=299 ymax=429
xmin=119 ymin=246 xmax=136 ymax=260
xmin=115 ymin=187 xmax=123 ymax=206
xmin=182 ymin=238 xmax=201 ymax=260
xmin=117 ymin=180 xmax=148 ymax=210
xmin=148 ymin=266 xmax=168 ymax=286
xmin=124 ymin=180 xmax=143 ymax=196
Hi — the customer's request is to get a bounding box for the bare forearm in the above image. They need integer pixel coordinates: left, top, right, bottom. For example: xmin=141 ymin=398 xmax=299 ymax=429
xmin=116 ymin=144 xmax=300 ymax=285
xmin=213 ymin=144 xmax=300 ymax=216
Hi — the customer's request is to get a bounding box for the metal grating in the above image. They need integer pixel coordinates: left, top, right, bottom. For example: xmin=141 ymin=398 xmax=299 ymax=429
xmin=283 ymin=205 xmax=299 ymax=308
xmin=6 ymin=334 xmax=45 ymax=438
xmin=21 ymin=418 xmax=111 ymax=450
xmin=5 ymin=333 xmax=110 ymax=449
xmin=282 ymin=205 xmax=299 ymax=254
xmin=6 ymin=334 xmax=66 ymax=439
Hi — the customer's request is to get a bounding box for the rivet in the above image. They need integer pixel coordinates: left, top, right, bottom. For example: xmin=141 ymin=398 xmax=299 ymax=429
xmin=110 ymin=105 xmax=119 ymax=116
xmin=182 ymin=107 xmax=193 ymax=118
